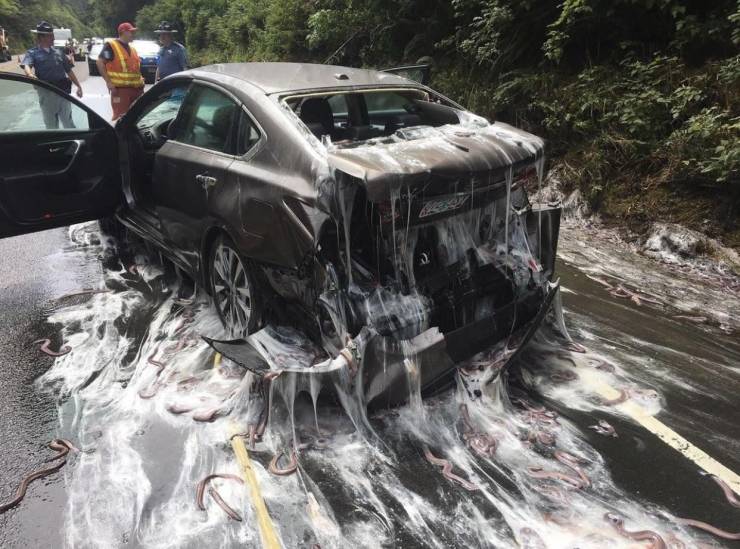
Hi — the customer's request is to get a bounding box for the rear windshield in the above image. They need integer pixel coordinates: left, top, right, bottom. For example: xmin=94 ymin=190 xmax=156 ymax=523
xmin=285 ymin=89 xmax=463 ymax=146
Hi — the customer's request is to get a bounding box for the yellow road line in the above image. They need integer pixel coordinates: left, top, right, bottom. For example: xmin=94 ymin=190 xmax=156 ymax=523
xmin=577 ymin=367 xmax=740 ymax=497
xmin=230 ymin=427 xmax=282 ymax=549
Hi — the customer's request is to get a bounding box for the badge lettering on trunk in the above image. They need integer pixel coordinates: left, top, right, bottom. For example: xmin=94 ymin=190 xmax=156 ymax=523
xmin=418 ymin=195 xmax=470 ymax=219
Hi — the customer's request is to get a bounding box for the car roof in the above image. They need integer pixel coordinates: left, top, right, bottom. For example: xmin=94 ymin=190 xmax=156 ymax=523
xmin=196 ymin=62 xmax=419 ymax=95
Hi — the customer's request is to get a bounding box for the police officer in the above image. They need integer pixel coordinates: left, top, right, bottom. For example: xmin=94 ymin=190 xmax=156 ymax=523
xmin=21 ymin=21 xmax=83 ymax=129
xmin=154 ymin=21 xmax=188 ymax=81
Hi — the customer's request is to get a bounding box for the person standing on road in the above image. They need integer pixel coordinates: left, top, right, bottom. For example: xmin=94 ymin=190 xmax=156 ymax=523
xmin=21 ymin=21 xmax=84 ymax=129
xmin=97 ymin=22 xmax=145 ymax=121
xmin=154 ymin=21 xmax=188 ymax=82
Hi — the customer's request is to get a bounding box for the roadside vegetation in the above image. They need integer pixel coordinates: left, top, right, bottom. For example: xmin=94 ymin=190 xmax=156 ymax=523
xmin=2 ymin=0 xmax=739 ymax=247
xmin=0 ymin=0 xmax=98 ymax=45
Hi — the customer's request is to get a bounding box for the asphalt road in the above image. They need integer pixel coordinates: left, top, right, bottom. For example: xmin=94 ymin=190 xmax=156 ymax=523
xmin=0 ymin=226 xmax=737 ymax=547
xmin=0 ymin=227 xmax=105 ymax=547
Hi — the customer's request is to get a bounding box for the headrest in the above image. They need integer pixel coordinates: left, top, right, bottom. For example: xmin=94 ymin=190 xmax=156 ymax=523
xmin=300 ymin=98 xmax=334 ymax=135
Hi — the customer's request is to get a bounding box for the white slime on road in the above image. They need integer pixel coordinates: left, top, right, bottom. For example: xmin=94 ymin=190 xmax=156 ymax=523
xmin=29 ymin=221 xmax=737 ymax=548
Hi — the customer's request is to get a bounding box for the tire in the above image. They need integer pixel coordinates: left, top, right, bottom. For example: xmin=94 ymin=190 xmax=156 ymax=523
xmin=144 ymin=74 xmax=155 ymax=85
xmin=88 ymin=60 xmax=98 ymax=76
xmin=208 ymin=235 xmax=262 ymax=337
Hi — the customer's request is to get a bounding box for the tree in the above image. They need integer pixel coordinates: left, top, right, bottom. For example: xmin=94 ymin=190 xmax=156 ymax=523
xmin=89 ymin=0 xmax=153 ymax=35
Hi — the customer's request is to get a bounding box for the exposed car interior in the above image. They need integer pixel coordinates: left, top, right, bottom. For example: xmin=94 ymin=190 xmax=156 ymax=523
xmin=288 ymin=89 xmax=462 ymax=145
xmin=128 ymin=85 xmax=189 ymax=208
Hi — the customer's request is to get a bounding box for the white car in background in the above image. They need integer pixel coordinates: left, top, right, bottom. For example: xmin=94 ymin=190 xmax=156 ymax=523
xmin=87 ymin=38 xmax=112 ymax=76
xmin=53 ymin=28 xmax=75 ymax=65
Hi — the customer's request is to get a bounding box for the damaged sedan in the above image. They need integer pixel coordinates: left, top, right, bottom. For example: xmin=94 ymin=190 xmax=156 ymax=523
xmin=0 ymin=63 xmax=562 ymax=407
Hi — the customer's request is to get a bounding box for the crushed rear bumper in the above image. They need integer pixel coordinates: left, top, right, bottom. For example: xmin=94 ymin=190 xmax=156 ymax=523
xmin=204 ymin=281 xmax=559 ymax=409
xmin=361 ymin=281 xmax=559 ymax=408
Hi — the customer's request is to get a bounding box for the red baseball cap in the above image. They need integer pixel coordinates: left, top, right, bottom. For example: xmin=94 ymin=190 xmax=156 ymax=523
xmin=117 ymin=22 xmax=137 ymax=34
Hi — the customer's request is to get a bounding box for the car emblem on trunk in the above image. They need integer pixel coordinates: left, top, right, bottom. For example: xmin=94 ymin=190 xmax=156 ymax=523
xmin=418 ymin=195 xmax=470 ymax=219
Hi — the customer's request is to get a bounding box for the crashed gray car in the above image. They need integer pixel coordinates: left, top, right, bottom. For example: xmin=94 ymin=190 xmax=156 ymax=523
xmin=0 ymin=63 xmax=561 ymax=406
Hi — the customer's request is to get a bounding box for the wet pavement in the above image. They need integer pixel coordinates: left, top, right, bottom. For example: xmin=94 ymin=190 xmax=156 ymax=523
xmin=0 ymin=227 xmax=104 ymax=547
xmin=0 ymin=217 xmax=736 ymax=548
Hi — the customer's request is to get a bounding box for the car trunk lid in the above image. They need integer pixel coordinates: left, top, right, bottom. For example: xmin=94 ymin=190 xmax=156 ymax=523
xmin=327 ymin=121 xmax=544 ymax=204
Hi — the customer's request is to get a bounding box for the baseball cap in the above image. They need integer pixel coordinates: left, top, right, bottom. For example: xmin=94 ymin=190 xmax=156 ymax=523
xmin=117 ymin=22 xmax=137 ymax=34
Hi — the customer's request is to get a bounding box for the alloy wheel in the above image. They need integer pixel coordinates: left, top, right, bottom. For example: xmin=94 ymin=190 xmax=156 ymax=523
xmin=211 ymin=242 xmax=252 ymax=337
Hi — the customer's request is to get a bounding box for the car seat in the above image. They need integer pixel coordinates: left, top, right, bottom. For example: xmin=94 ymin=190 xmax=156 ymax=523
xmin=299 ymin=98 xmax=335 ymax=139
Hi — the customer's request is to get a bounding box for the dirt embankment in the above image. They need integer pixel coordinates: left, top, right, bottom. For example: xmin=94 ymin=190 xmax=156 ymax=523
xmin=597 ymin=176 xmax=739 ymax=252
xmin=534 ymin=166 xmax=740 ymax=277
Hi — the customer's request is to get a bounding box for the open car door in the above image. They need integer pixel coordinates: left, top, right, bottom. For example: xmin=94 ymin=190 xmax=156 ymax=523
xmin=380 ymin=64 xmax=431 ymax=85
xmin=0 ymin=73 xmax=122 ymax=238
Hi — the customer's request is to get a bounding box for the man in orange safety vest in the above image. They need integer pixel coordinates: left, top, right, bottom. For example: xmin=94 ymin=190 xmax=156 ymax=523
xmin=96 ymin=22 xmax=145 ymax=120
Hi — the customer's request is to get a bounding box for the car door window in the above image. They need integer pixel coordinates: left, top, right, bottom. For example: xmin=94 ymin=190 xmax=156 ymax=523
xmin=0 ymin=78 xmax=89 ymax=132
xmin=136 ymin=86 xmax=188 ymax=130
xmin=173 ymin=85 xmax=239 ymax=154
xmin=236 ymin=111 xmax=261 ymax=156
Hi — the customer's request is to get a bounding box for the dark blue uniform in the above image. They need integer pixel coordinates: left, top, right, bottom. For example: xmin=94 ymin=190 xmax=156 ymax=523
xmin=22 ymin=46 xmax=73 ymax=91
xmin=157 ymin=42 xmax=188 ymax=80
xmin=22 ymin=46 xmax=75 ymax=128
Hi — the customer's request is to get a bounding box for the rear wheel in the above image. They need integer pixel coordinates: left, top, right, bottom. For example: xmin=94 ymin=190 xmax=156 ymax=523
xmin=209 ymin=235 xmax=262 ymax=337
